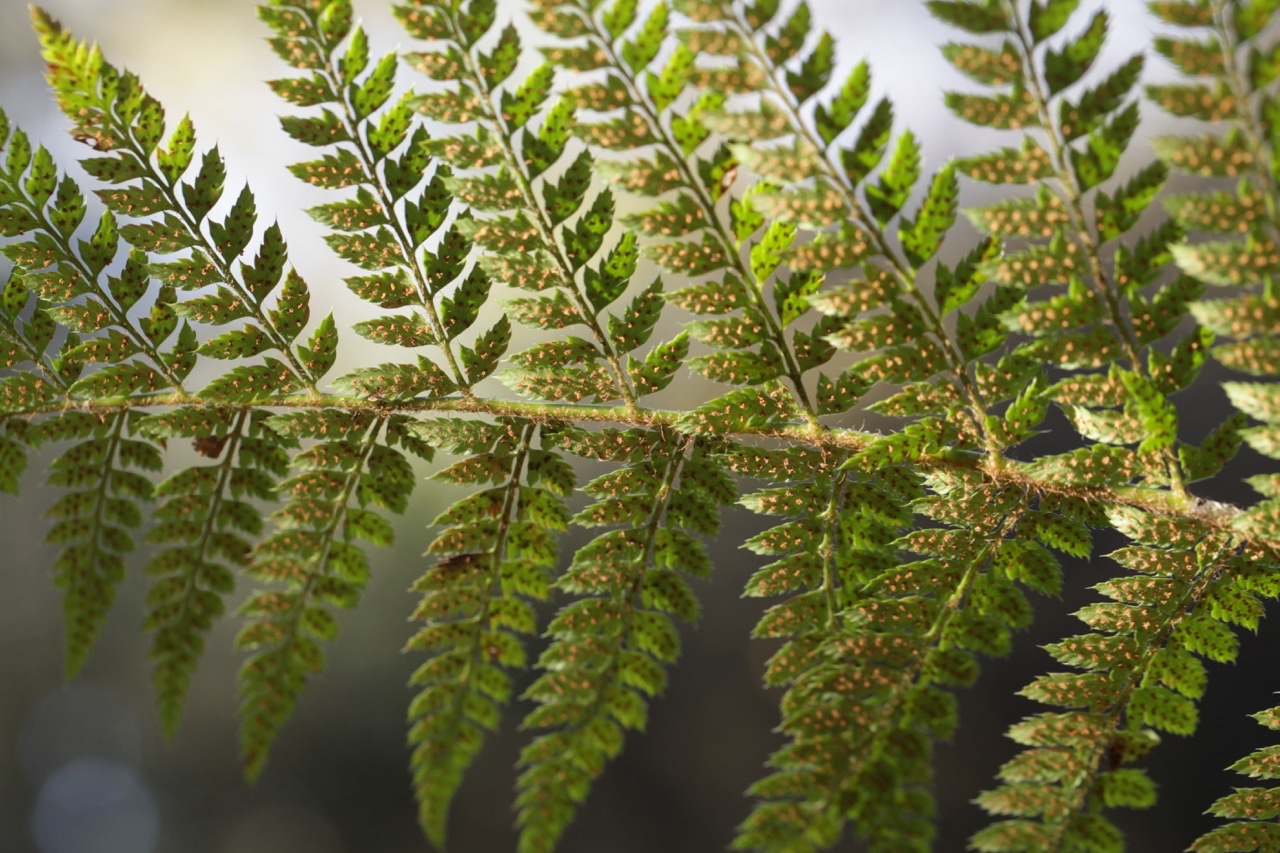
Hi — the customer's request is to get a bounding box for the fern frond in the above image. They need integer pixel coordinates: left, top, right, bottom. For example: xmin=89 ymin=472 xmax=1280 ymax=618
xmin=932 ymin=0 xmax=1206 ymax=497
xmin=731 ymin=457 xmax=1061 ymax=852
xmin=942 ymin=0 xmax=1239 ymax=504
xmin=728 ymin=449 xmax=914 ymax=851
xmin=0 ymin=107 xmax=191 ymax=399
xmin=4 ymin=2 xmax=1280 ymax=850
xmin=0 ymin=134 xmax=76 ymax=493
xmin=0 ymin=98 xmax=203 ymax=673
xmin=1140 ymin=5 xmax=1280 ymax=849
xmin=669 ymin=0 xmax=1048 ymax=466
xmin=534 ymin=0 xmax=835 ymax=424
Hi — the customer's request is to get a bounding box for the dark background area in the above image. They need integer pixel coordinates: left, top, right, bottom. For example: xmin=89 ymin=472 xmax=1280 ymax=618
xmin=1 ymin=2 xmax=1278 ymax=852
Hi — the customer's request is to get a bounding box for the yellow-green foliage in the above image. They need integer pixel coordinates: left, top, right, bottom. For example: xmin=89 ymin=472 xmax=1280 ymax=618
xmin=3 ymin=1 xmax=1280 ymax=851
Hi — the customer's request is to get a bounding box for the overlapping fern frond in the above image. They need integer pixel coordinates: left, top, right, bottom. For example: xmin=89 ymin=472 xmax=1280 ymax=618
xmin=3 ymin=0 xmax=1280 ymax=851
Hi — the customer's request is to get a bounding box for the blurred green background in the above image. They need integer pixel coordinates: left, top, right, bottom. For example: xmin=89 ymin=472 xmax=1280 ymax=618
xmin=0 ymin=2 xmax=1277 ymax=851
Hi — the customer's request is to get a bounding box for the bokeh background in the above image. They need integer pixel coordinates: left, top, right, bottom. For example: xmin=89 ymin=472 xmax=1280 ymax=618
xmin=0 ymin=1 xmax=1276 ymax=851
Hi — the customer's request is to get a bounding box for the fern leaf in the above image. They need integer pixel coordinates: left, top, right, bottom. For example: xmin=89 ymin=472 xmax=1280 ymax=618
xmin=262 ymin=0 xmax=488 ymax=395
xmin=141 ymin=407 xmax=286 ymax=736
xmin=237 ymin=412 xmax=415 ymax=780
xmin=515 ymin=429 xmax=729 ymax=853
xmin=397 ymin=5 xmax=659 ymax=410
xmin=0 ymin=123 xmax=193 ymax=397
xmin=539 ymin=0 xmax=844 ymax=420
xmin=48 ymin=410 xmax=159 ymax=677
xmin=731 ymin=461 xmax=1029 ymax=851
xmin=32 ymin=8 xmax=324 ymax=394
xmin=6 ymin=3 xmax=1280 ymax=851
xmin=978 ymin=502 xmax=1267 ymax=851
xmin=407 ymin=419 xmax=560 ymax=848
